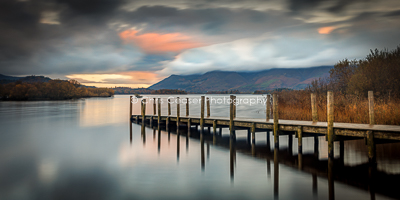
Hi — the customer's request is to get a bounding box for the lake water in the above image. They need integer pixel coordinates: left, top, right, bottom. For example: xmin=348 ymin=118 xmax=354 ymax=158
xmin=0 ymin=95 xmax=399 ymax=200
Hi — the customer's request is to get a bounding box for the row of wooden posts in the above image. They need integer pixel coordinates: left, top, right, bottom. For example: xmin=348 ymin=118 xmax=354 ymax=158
xmin=130 ymin=91 xmax=377 ymax=160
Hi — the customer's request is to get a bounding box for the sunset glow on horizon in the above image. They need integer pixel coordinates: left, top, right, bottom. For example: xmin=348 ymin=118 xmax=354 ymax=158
xmin=66 ymin=71 xmax=165 ymax=88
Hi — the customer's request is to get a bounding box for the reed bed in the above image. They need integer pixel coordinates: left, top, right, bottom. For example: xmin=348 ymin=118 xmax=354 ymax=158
xmin=276 ymin=90 xmax=400 ymax=125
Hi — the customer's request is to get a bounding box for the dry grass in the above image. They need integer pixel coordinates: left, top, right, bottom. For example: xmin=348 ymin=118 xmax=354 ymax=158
xmin=276 ymin=90 xmax=400 ymax=125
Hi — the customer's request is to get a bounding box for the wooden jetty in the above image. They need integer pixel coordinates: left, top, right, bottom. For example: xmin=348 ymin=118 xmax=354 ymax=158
xmin=130 ymin=91 xmax=400 ymax=162
xmin=129 ymin=121 xmax=400 ymax=200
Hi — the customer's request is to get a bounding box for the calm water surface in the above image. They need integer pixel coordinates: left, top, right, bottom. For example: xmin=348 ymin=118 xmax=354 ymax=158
xmin=0 ymin=95 xmax=399 ymax=200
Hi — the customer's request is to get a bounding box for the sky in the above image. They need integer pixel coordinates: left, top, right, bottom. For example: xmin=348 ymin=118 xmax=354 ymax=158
xmin=1 ymin=0 xmax=400 ymax=88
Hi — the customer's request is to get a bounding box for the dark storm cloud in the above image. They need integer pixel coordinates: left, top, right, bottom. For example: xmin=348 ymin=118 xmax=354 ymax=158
xmin=287 ymin=0 xmax=367 ymax=13
xmin=0 ymin=0 xmax=152 ymax=75
xmin=120 ymin=5 xmax=298 ymax=41
xmin=0 ymin=0 xmax=400 ymax=77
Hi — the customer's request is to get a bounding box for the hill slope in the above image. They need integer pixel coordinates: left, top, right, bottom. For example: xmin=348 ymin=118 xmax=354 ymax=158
xmin=149 ymin=66 xmax=332 ymax=92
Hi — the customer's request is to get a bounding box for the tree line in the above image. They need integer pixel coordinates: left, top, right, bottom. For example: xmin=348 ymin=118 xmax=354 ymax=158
xmin=0 ymin=79 xmax=114 ymax=100
xmin=308 ymin=46 xmax=400 ymax=99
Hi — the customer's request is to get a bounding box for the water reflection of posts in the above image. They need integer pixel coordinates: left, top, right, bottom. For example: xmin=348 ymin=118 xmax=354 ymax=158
xmin=314 ymin=136 xmax=319 ymax=157
xmin=167 ymin=118 xmax=170 ymax=144
xmin=368 ymin=164 xmax=376 ymax=200
xmin=339 ymin=140 xmax=344 ymax=164
xmin=188 ymin=118 xmax=191 ymax=137
xmin=266 ymin=132 xmax=271 ymax=178
xmin=130 ymin=120 xmax=132 ymax=145
xmin=141 ymin=121 xmax=146 ymax=145
xmin=312 ymin=173 xmax=318 ymax=196
xmin=177 ymin=128 xmax=180 ymax=161
xmin=157 ymin=126 xmax=161 ymax=154
xmin=201 ymin=133 xmax=205 ymax=171
xmin=186 ymin=132 xmax=189 ymax=153
xmin=247 ymin=128 xmax=251 ymax=144
xmin=273 ymin=94 xmax=279 ymax=148
xmin=297 ymin=126 xmax=303 ymax=170
xmin=328 ymin=157 xmax=335 ymax=200
xmin=230 ymin=138 xmax=236 ymax=181
xmin=288 ymin=132 xmax=293 ymax=155
xmin=207 ymin=141 xmax=210 ymax=160
xmin=274 ymin=147 xmax=279 ymax=199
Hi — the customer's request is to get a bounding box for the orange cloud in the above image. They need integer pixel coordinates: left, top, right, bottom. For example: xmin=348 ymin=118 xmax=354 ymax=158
xmin=119 ymin=30 xmax=204 ymax=53
xmin=318 ymin=26 xmax=336 ymax=34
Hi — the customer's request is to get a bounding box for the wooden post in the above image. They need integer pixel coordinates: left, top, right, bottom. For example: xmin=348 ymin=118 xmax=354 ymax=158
xmin=230 ymin=95 xmax=235 ymax=140
xmin=298 ymin=126 xmax=303 ymax=170
xmin=297 ymin=126 xmax=302 ymax=154
xmin=177 ymin=97 xmax=180 ymax=126
xmin=311 ymin=93 xmax=318 ymax=123
xmin=213 ymin=120 xmax=217 ymax=144
xmin=186 ymin=97 xmax=189 ymax=116
xmin=207 ymin=97 xmax=210 ymax=117
xmin=129 ymin=96 xmax=132 ymax=119
xmin=157 ymin=98 xmax=161 ymax=125
xmin=233 ymin=96 xmax=236 ymax=118
xmin=200 ymin=96 xmax=205 ymax=133
xmin=369 ymin=91 xmax=374 ymax=125
xmin=266 ymin=94 xmax=271 ymax=121
xmin=153 ymin=98 xmax=156 ymax=115
xmin=251 ymin=123 xmax=256 ymax=145
xmin=327 ymin=91 xmax=334 ymax=158
xmin=273 ymin=94 xmax=279 ymax=148
xmin=168 ymin=98 xmax=171 ymax=116
xmin=367 ymin=130 xmax=376 ymax=163
xmin=141 ymin=99 xmax=146 ymax=122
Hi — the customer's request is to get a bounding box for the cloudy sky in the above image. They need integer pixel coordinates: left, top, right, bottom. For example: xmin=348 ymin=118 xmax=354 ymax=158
xmin=1 ymin=0 xmax=400 ymax=87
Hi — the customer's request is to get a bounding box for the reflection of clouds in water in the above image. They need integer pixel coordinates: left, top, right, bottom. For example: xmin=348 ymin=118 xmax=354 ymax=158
xmin=79 ymin=97 xmax=129 ymax=127
xmin=38 ymin=159 xmax=58 ymax=184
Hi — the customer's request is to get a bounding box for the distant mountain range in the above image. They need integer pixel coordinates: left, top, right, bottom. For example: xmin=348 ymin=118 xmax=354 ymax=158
xmin=149 ymin=66 xmax=332 ymax=92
